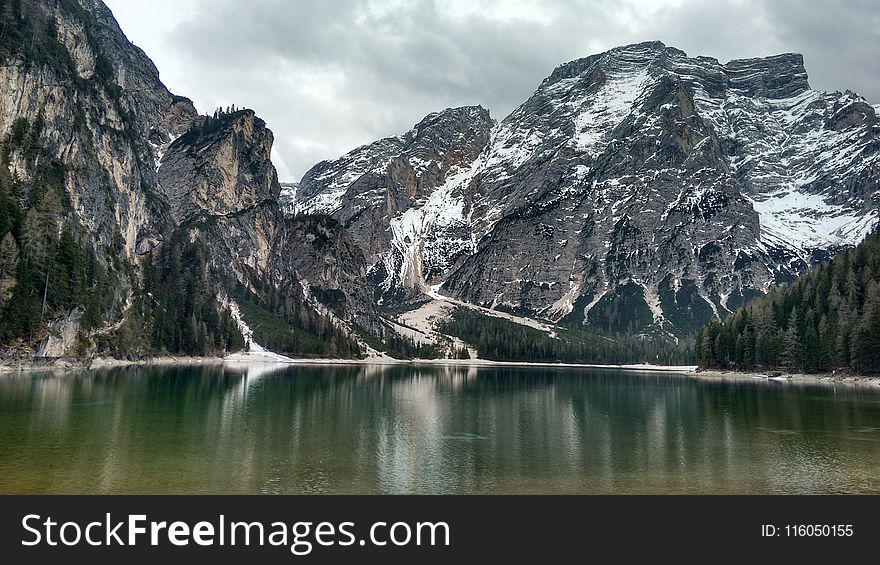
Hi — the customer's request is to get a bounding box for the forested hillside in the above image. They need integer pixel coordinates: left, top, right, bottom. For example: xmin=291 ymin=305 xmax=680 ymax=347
xmin=440 ymin=308 xmax=695 ymax=365
xmin=697 ymin=231 xmax=880 ymax=374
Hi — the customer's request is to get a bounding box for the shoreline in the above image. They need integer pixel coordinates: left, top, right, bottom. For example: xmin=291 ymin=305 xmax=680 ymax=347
xmin=0 ymin=352 xmax=698 ymax=374
xmin=694 ymin=369 xmax=880 ymax=388
xmin=2 ymin=354 xmax=879 ymax=387
xmin=0 ymin=356 xmax=225 ymax=374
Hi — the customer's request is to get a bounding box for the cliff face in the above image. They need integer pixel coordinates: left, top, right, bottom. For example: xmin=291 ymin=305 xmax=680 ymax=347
xmin=0 ymin=0 xmax=199 ymax=356
xmin=0 ymin=0 xmax=197 ymax=258
xmin=0 ymin=0 xmax=376 ymax=358
xmin=158 ymin=111 xmax=279 ymax=224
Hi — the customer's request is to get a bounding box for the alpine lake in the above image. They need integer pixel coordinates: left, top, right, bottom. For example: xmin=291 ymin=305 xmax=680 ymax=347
xmin=1 ymin=363 xmax=878 ymax=494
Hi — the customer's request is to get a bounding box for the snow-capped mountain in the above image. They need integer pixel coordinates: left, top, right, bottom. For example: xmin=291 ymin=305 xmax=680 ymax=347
xmin=297 ymin=106 xmax=493 ymax=297
xmin=294 ymin=41 xmax=879 ymax=335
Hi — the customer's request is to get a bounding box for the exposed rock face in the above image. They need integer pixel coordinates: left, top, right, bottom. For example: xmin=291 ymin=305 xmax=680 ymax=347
xmin=278 ymin=216 xmax=376 ymax=331
xmin=0 ymin=0 xmax=198 ymax=260
xmin=158 ymin=110 xmax=379 ymax=332
xmin=35 ymin=308 xmax=83 ymax=358
xmin=0 ymin=0 xmax=199 ymax=355
xmin=158 ymin=111 xmax=279 ymax=224
xmin=5 ymin=0 xmax=877 ymax=356
xmin=295 ymin=41 xmax=880 ymax=335
xmin=297 ymin=106 xmax=494 ymax=297
xmin=0 ymin=0 xmax=376 ymax=356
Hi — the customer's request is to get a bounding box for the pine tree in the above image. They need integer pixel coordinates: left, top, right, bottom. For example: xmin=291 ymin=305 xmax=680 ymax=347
xmin=21 ymin=188 xmax=61 ymax=266
xmin=0 ymin=175 xmax=16 ymax=238
xmin=817 ymin=314 xmax=833 ymax=371
xmin=0 ymin=231 xmax=18 ymax=279
xmin=782 ymin=308 xmax=801 ymax=370
xmin=853 ymin=282 xmax=880 ymax=373
xmin=742 ymin=326 xmax=756 ymax=369
xmin=0 ymin=231 xmax=18 ymax=306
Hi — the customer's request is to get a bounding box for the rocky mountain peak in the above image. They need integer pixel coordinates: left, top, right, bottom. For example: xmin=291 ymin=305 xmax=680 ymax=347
xmin=724 ymin=52 xmax=810 ymax=98
xmin=544 ymin=41 xmax=679 ymax=86
xmin=403 ymin=105 xmax=493 ymax=174
xmin=411 ymin=105 xmax=492 ymax=134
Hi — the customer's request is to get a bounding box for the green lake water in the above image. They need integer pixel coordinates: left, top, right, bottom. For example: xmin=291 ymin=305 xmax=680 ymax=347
xmin=0 ymin=364 xmax=878 ymax=494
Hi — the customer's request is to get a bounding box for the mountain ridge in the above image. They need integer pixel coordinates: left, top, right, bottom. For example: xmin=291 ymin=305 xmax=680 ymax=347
xmin=294 ymin=40 xmax=879 ymax=337
xmin=1 ymin=5 xmax=876 ymax=364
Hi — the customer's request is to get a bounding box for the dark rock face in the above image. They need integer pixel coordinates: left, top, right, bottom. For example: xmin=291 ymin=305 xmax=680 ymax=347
xmin=278 ymin=217 xmax=376 ymax=331
xmin=295 ymin=41 xmax=880 ymax=336
xmin=724 ymin=53 xmax=810 ymax=99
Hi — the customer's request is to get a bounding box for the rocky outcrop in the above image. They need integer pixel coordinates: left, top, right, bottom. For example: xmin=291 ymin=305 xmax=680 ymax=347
xmin=158 ymin=110 xmax=279 ymax=224
xmin=35 ymin=308 xmax=83 ymax=358
xmin=158 ymin=110 xmax=379 ymax=332
xmin=295 ymin=41 xmax=880 ymax=336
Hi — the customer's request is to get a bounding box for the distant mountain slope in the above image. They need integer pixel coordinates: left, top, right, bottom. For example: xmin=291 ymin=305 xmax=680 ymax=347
xmin=297 ymin=106 xmax=494 ymax=299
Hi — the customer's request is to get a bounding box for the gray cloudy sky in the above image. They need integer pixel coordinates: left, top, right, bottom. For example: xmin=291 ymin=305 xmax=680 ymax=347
xmin=103 ymin=0 xmax=880 ymax=181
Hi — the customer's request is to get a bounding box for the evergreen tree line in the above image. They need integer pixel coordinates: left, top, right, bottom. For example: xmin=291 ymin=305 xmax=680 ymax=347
xmin=143 ymin=232 xmax=245 ymax=356
xmin=187 ymin=106 xmax=247 ymax=139
xmin=231 ymin=278 xmax=364 ymax=359
xmin=697 ymin=230 xmax=880 ymax=374
xmin=439 ymin=308 xmax=696 ymax=364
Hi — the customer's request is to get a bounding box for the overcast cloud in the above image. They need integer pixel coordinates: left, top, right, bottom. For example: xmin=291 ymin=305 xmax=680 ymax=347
xmin=103 ymin=0 xmax=880 ymax=181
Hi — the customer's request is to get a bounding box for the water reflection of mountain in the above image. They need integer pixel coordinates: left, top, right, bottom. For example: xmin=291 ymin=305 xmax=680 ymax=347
xmin=0 ymin=366 xmax=877 ymax=494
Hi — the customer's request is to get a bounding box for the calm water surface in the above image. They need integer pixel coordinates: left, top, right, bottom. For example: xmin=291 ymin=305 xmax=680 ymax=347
xmin=0 ymin=364 xmax=878 ymax=494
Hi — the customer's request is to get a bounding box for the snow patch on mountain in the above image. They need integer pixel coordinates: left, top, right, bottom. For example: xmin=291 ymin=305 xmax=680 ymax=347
xmin=546 ymin=278 xmax=582 ymax=319
xmin=386 ymin=163 xmax=480 ymax=289
xmin=278 ymin=182 xmax=299 ymax=215
xmin=570 ymin=68 xmax=651 ymax=155
xmin=749 ymin=191 xmax=878 ymax=251
xmin=223 ymin=297 xmax=294 ymax=361
xmin=635 ymin=281 xmax=665 ymax=323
